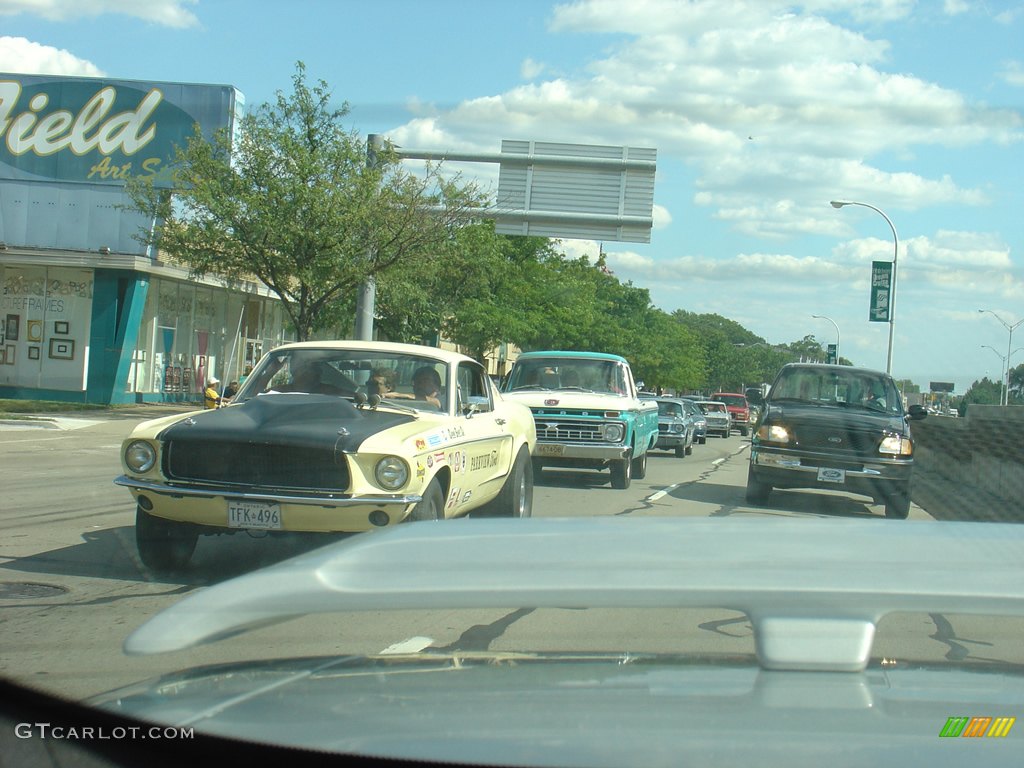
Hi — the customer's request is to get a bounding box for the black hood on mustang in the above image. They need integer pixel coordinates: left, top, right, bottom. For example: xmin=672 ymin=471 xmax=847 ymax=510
xmin=157 ymin=394 xmax=416 ymax=452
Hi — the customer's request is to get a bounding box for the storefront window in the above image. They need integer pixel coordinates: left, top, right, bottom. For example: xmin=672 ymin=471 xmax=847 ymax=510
xmin=0 ymin=265 xmax=94 ymax=392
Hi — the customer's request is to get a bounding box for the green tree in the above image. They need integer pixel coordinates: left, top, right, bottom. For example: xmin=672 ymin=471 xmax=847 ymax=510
xmin=958 ymin=377 xmax=1003 ymax=416
xmin=127 ymin=62 xmax=482 ymax=340
xmin=375 ymin=222 xmax=556 ymax=360
xmin=783 ymin=335 xmax=827 ymax=363
xmin=895 ymin=379 xmax=920 ymax=395
xmin=1009 ymin=362 xmax=1024 ymax=404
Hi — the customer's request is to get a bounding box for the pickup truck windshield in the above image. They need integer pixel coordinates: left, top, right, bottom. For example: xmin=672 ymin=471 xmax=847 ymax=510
xmin=505 ymin=358 xmax=628 ymax=395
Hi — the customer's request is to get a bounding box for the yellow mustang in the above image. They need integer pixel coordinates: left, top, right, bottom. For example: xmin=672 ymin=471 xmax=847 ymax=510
xmin=116 ymin=341 xmax=536 ymax=572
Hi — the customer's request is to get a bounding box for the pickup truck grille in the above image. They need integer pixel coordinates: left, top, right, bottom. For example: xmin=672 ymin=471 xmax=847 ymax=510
xmin=533 ymin=419 xmax=606 ymax=443
xmin=795 ymin=427 xmax=880 ymax=456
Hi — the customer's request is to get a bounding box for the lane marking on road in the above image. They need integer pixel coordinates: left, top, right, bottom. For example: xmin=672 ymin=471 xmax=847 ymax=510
xmin=646 ymin=484 xmax=682 ymax=502
xmin=645 ymin=450 xmax=744 ymax=502
xmin=379 ymin=636 xmax=435 ymax=655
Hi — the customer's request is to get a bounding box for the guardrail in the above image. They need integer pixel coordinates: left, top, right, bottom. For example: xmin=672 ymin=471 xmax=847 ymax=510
xmin=912 ymin=405 xmax=1023 ymax=522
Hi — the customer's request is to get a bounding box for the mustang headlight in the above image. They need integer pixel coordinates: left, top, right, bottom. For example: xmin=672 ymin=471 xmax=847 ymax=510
xmin=756 ymin=424 xmax=791 ymax=445
xmin=374 ymin=456 xmax=410 ymax=490
xmin=603 ymin=423 xmax=625 ymax=442
xmin=879 ymin=433 xmax=913 ymax=456
xmin=124 ymin=440 xmax=157 ymax=473
xmin=671 ymin=423 xmax=685 ymax=433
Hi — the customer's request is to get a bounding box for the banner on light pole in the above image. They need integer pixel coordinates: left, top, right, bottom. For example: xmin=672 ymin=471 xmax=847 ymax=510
xmin=869 ymin=261 xmax=892 ymax=322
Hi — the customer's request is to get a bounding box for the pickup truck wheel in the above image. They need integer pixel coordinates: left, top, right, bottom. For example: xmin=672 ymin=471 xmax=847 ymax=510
xmin=883 ymin=485 xmax=911 ymax=519
xmin=407 ymin=477 xmax=444 ymax=522
xmin=631 ymin=450 xmax=648 ymax=479
xmin=745 ymin=466 xmax=772 ymax=505
xmin=474 ymin=447 xmax=534 ymax=518
xmin=610 ymin=457 xmax=632 ymax=489
xmin=136 ymin=507 xmax=198 ymax=572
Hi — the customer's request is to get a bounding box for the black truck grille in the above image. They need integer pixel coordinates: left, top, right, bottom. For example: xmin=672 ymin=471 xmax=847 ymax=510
xmin=796 ymin=427 xmax=880 ymax=455
xmin=163 ymin=439 xmax=348 ymax=491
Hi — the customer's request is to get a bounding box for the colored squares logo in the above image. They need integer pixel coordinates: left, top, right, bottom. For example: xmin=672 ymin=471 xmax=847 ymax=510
xmin=940 ymin=716 xmax=1015 ymax=738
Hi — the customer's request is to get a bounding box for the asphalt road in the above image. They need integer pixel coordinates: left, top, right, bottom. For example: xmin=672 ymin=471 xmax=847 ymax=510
xmin=1 ymin=410 xmax=1021 ymax=703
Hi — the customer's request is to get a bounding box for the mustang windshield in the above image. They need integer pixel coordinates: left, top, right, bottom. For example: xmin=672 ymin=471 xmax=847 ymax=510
xmin=234 ymin=349 xmax=449 ymax=412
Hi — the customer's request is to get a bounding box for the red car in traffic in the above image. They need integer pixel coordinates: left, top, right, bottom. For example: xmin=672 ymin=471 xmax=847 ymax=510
xmin=711 ymin=392 xmax=752 ymax=436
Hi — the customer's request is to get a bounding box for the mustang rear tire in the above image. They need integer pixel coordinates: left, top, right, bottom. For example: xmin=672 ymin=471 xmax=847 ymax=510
xmin=135 ymin=507 xmax=198 ymax=573
xmin=474 ymin=447 xmax=534 ymax=518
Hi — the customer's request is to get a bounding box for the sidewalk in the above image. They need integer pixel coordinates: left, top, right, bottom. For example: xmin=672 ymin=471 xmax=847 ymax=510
xmin=0 ymin=402 xmax=200 ymax=431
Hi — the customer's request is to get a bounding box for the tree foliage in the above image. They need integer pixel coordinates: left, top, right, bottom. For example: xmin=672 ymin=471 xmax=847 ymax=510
xmin=1009 ymin=362 xmax=1024 ymax=403
xmin=127 ymin=62 xmax=483 ymax=340
xmin=959 ymin=377 xmax=1004 ymax=415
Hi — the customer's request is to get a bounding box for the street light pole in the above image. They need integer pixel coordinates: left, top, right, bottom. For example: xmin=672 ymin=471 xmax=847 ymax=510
xmin=978 ymin=309 xmax=1024 ymax=406
xmin=981 ymin=345 xmax=1008 ymax=406
xmin=830 ymin=200 xmax=898 ymax=375
xmin=811 ymin=314 xmax=840 ymax=363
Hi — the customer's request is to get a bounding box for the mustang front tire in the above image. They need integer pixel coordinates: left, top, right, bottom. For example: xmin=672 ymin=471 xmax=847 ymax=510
xmin=135 ymin=507 xmax=198 ymax=572
xmin=407 ymin=478 xmax=444 ymax=522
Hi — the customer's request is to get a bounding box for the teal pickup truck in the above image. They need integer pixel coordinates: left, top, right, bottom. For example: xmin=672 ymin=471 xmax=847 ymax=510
xmin=500 ymin=351 xmax=659 ymax=489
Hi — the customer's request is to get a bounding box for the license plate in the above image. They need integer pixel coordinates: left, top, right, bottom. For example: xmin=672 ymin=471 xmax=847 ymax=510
xmin=536 ymin=443 xmax=565 ymax=457
xmin=227 ymin=500 xmax=282 ymax=529
xmin=816 ymin=467 xmax=846 ymax=484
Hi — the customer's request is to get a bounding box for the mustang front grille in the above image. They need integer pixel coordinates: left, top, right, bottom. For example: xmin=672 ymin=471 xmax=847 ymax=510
xmin=163 ymin=440 xmax=349 ymax=491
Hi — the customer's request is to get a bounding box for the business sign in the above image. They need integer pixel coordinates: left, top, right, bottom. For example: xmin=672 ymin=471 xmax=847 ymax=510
xmin=826 ymin=344 xmax=837 ymax=364
xmin=0 ymin=74 xmax=241 ymax=188
xmin=930 ymin=381 xmax=955 ymax=393
xmin=869 ymin=260 xmax=892 ymax=322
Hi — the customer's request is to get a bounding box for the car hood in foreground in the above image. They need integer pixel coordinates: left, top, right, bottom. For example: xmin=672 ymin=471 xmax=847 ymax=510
xmin=85 ymin=653 xmax=1024 ymax=767
xmin=156 ymin=394 xmax=416 ymax=453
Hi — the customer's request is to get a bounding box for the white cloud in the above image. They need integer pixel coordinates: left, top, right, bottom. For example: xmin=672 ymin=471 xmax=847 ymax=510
xmin=1001 ymin=60 xmax=1024 ymax=88
xmin=0 ymin=0 xmax=199 ymax=28
xmin=520 ymin=58 xmax=546 ymax=80
xmin=0 ymin=36 xmax=103 ymax=75
xmin=395 ymin=1 xmax=1021 ymax=243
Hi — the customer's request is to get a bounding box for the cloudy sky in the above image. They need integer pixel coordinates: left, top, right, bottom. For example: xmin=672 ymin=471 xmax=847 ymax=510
xmin=2 ymin=0 xmax=1021 ymax=390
